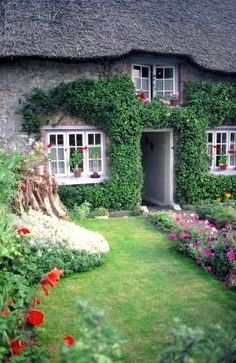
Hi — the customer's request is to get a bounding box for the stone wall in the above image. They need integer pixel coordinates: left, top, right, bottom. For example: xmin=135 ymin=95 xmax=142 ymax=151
xmin=0 ymin=58 xmax=131 ymax=152
xmin=0 ymin=56 xmax=235 ymax=153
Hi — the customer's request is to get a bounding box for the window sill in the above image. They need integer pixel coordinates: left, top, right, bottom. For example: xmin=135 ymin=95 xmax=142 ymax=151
xmin=209 ymin=169 xmax=236 ymax=176
xmin=56 ymin=175 xmax=109 ymax=185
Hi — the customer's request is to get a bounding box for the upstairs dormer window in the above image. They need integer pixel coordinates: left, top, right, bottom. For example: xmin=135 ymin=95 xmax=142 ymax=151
xmin=132 ymin=64 xmax=177 ymax=101
xmin=132 ymin=65 xmax=151 ymax=100
xmin=154 ymin=66 xmax=175 ymax=97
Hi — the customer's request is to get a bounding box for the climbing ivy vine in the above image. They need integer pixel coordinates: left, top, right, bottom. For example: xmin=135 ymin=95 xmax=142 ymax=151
xmin=20 ymin=76 xmax=236 ymax=210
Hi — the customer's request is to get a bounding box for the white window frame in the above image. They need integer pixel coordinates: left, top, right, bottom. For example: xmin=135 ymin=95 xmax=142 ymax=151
xmin=46 ymin=128 xmax=106 ymax=181
xmin=132 ymin=64 xmax=151 ymax=100
xmin=154 ymin=65 xmax=176 ymax=97
xmin=86 ymin=132 xmax=104 ymax=175
xmin=207 ymin=129 xmax=236 ymax=171
xmin=48 ymin=132 xmax=67 ymax=176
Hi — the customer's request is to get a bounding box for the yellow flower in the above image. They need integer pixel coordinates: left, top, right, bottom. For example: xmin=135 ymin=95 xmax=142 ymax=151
xmin=224 ymin=193 xmax=232 ymax=199
xmin=216 ymin=197 xmax=221 ymax=202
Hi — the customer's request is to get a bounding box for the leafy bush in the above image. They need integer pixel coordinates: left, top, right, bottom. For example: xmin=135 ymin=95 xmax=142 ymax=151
xmin=72 ymin=201 xmax=92 ymax=220
xmin=1 ymin=240 xmax=107 ymax=285
xmin=196 ymin=202 xmax=236 ymax=229
xmin=0 ymin=206 xmax=22 ymax=259
xmin=61 ymin=300 xmax=123 ymax=363
xmin=0 ymin=151 xmax=21 ymax=208
xmin=147 ymin=212 xmax=181 ymax=233
xmin=157 ymin=319 xmax=236 ymax=363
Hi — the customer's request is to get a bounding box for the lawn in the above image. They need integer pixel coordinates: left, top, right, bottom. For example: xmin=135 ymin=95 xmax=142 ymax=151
xmin=38 ymin=217 xmax=236 ymax=362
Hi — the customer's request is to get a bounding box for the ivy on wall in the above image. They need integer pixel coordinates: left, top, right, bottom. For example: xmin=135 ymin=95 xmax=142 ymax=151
xmin=20 ymin=76 xmax=236 ymax=210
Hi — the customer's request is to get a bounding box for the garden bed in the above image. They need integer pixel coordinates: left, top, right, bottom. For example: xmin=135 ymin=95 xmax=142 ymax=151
xmin=148 ymin=209 xmax=236 ymax=289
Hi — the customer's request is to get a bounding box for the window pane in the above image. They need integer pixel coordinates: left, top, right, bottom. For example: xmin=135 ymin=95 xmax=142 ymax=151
xmin=133 ymin=66 xmax=141 ymax=78
xmin=58 ymin=162 xmax=65 ymax=174
xmin=143 ymin=91 xmax=149 ymax=99
xmin=216 ymin=133 xmax=221 ymax=143
xmin=142 ymin=79 xmax=149 ymax=90
xmin=142 ymin=67 xmax=149 ymax=78
xmin=76 ymin=134 xmax=83 ymax=146
xmin=88 ymin=134 xmax=94 ymax=145
xmin=57 ymin=134 xmax=64 ymax=145
xmin=50 ymin=148 xmax=57 ymax=160
xmin=222 ymin=133 xmax=227 ymax=143
xmin=51 ymin=162 xmax=57 ymax=174
xmin=134 ymin=78 xmax=141 ymax=89
xmin=69 ymin=135 xmax=75 ymax=146
xmin=230 ymin=133 xmax=235 ymax=142
xmin=164 ymin=68 xmax=173 ymax=78
xmin=156 ymin=80 xmax=163 ymax=91
xmin=208 ymin=133 xmax=213 ymax=143
xmin=156 ymin=68 xmax=163 ymax=79
xmin=50 ymin=135 xmax=56 ymax=145
xmin=95 ymin=134 xmax=101 ymax=145
xmin=58 ymin=148 xmax=64 ymax=160
xmin=164 ymin=79 xmax=173 ymax=91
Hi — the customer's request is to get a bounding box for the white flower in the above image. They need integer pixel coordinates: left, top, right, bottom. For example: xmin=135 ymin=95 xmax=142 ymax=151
xmin=14 ymin=210 xmax=109 ymax=254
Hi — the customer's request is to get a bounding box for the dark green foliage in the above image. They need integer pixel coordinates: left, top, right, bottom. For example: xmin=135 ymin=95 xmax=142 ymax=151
xmin=0 ymin=151 xmax=21 ymax=208
xmin=157 ymin=319 xmax=236 ymax=363
xmin=61 ymin=300 xmax=123 ymax=363
xmin=196 ymin=201 xmax=236 ymax=229
xmin=184 ymin=81 xmax=236 ymax=125
xmin=1 ymin=240 xmax=107 ymax=285
xmin=20 ymin=77 xmax=236 ymax=208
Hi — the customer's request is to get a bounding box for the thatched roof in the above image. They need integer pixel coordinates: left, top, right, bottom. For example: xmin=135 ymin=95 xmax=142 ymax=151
xmin=0 ymin=0 xmax=235 ymax=73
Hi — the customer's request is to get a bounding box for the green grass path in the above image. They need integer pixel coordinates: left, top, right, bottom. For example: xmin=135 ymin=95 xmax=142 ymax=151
xmin=39 ymin=217 xmax=236 ymax=362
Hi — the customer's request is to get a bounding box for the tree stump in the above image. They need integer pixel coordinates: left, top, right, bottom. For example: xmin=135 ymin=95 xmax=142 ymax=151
xmin=14 ymin=174 xmax=69 ymax=220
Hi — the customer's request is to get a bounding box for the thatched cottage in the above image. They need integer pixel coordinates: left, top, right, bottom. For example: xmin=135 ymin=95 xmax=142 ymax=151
xmin=0 ymin=0 xmax=235 ymax=206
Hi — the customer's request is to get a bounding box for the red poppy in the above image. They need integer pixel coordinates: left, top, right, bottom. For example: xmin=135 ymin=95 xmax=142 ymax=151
xmin=1 ymin=309 xmax=10 ymax=317
xmin=40 ymin=267 xmax=63 ymax=295
xmin=137 ymin=90 xmax=149 ymax=105
xmin=47 ymin=143 xmax=53 ymax=148
xmin=33 ymin=296 xmax=41 ymax=306
xmin=64 ymin=335 xmax=76 ymax=346
xmin=27 ymin=309 xmax=45 ymax=326
xmin=11 ymin=339 xmax=26 ymax=355
xmin=18 ymin=227 xmax=31 ymax=235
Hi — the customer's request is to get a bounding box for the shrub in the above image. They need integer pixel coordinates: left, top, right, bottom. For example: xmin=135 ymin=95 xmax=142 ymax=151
xmin=156 ymin=319 xmax=236 ymax=363
xmin=0 ymin=151 xmax=21 ymax=208
xmin=2 ymin=240 xmax=107 ymax=285
xmin=72 ymin=201 xmax=92 ymax=220
xmin=61 ymin=300 xmax=123 ymax=363
xmin=196 ymin=202 xmax=236 ymax=229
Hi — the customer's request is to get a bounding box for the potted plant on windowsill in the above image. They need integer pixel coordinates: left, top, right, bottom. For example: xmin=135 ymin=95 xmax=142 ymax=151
xmin=31 ymin=142 xmax=49 ymax=176
xmin=69 ymin=149 xmax=84 ymax=177
xmin=90 ymin=146 xmax=101 ymax=178
xmin=218 ymin=153 xmax=228 ymax=171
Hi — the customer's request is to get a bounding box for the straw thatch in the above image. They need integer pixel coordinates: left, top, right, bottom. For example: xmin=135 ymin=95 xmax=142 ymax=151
xmin=0 ymin=0 xmax=235 ymax=73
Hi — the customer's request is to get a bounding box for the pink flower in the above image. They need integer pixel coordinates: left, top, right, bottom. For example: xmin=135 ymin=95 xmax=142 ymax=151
xmin=203 ymin=248 xmax=214 ymax=258
xmin=168 ymin=232 xmax=178 ymax=241
xmin=205 ymin=265 xmax=212 ymax=273
xmin=227 ymin=249 xmax=236 ymax=263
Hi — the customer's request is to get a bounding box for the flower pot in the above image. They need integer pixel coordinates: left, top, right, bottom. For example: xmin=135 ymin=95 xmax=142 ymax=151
xmin=219 ymin=164 xmax=227 ymax=171
xmin=34 ymin=165 xmax=44 ymax=176
xmin=90 ymin=171 xmax=100 ymax=178
xmin=73 ymin=168 xmax=82 ymax=178
xmin=170 ymin=99 xmax=177 ymax=107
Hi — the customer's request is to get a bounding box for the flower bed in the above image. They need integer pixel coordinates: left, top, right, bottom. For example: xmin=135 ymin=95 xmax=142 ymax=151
xmin=148 ymin=211 xmax=236 ymax=289
xmin=0 ymin=207 xmax=108 ymax=361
